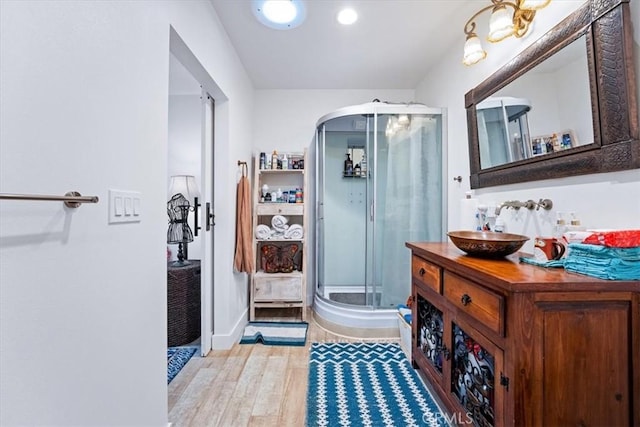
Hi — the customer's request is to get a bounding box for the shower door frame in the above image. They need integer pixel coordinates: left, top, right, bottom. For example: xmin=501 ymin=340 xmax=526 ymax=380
xmin=315 ymin=103 xmax=448 ymax=310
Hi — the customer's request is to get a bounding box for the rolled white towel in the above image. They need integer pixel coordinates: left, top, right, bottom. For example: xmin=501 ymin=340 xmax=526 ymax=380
xmin=284 ymin=224 xmax=304 ymax=240
xmin=255 ymin=224 xmax=272 ymax=240
xmin=272 ymin=215 xmax=289 ymax=232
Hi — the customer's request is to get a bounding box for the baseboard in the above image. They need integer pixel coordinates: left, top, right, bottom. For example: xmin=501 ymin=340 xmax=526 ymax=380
xmin=211 ymin=307 xmax=248 ymax=350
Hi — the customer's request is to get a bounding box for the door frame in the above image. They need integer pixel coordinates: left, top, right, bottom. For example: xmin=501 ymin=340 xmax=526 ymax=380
xmin=199 ymin=91 xmax=214 ymax=356
xmin=170 ymin=27 xmax=228 ymax=356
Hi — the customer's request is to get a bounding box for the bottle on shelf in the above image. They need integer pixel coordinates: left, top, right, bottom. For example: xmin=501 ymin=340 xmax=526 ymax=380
xmin=360 ymin=152 xmax=367 ymax=177
xmin=271 ymin=150 xmax=278 ymax=170
xmin=282 ymin=153 xmax=289 ymax=170
xmin=554 ymin=212 xmax=567 ymax=251
xmin=344 ymin=153 xmax=353 ymax=176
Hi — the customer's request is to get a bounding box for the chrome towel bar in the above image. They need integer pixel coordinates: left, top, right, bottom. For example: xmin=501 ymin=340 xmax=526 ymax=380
xmin=0 ymin=191 xmax=99 ymax=208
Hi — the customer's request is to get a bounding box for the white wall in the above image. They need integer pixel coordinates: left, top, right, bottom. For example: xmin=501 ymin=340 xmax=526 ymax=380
xmin=253 ymin=90 xmax=415 ymax=153
xmin=416 ymin=0 xmax=640 ymax=254
xmin=0 ymin=1 xmax=253 ymax=425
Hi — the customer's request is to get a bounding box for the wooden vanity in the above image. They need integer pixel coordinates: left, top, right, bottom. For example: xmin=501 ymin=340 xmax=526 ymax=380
xmin=406 ymin=242 xmax=639 ymax=426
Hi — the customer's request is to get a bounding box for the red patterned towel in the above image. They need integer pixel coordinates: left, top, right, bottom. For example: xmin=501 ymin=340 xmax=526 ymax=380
xmin=582 ymin=230 xmax=640 ymax=248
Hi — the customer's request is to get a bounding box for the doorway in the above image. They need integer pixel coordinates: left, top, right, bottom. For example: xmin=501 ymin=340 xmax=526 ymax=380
xmin=168 ymin=29 xmax=219 ymax=357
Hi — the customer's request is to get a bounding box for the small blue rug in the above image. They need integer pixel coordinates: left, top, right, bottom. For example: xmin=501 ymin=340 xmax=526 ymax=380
xmin=240 ymin=321 xmax=308 ymax=346
xmin=306 ymin=342 xmax=447 ymax=427
xmin=167 ymin=347 xmax=197 ymax=384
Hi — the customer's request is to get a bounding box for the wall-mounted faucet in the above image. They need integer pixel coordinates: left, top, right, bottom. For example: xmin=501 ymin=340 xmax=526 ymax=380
xmin=494 ymin=199 xmax=536 ymax=216
xmin=495 ymin=198 xmax=554 ymax=215
xmin=537 ymin=198 xmax=553 ymax=210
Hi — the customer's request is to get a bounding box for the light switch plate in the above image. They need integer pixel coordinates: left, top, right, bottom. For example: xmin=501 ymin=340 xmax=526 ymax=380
xmin=109 ymin=189 xmax=142 ymax=224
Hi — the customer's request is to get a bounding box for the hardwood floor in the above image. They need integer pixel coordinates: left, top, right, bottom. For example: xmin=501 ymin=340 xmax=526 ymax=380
xmin=168 ymin=308 xmax=399 ymax=427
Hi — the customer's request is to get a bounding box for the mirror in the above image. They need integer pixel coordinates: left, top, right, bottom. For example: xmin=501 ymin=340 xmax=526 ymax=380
xmin=477 ymin=35 xmax=593 ymax=169
xmin=466 ymin=0 xmax=638 ymax=188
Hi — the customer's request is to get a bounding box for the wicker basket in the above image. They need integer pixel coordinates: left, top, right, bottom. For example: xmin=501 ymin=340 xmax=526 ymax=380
xmin=167 ymin=260 xmax=201 ymax=347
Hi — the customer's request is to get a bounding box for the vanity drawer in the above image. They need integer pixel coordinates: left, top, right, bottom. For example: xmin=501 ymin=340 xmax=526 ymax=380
xmin=444 ymin=271 xmax=504 ymax=336
xmin=412 ymin=255 xmax=441 ymax=294
xmin=253 ymin=274 xmax=302 ymax=301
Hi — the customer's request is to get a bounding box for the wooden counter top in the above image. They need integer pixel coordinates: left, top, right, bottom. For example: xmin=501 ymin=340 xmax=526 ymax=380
xmin=406 ymin=242 xmax=640 ymax=294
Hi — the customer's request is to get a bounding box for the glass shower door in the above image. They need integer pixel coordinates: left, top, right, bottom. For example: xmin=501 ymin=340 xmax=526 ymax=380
xmin=373 ymin=113 xmax=443 ymax=308
xmin=316 ymin=117 xmax=369 ymax=305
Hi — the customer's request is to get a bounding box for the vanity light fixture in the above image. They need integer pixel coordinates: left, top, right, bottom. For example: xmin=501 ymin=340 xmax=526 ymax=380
xmin=252 ymin=0 xmax=306 ymax=30
xmin=463 ymin=0 xmax=551 ymax=66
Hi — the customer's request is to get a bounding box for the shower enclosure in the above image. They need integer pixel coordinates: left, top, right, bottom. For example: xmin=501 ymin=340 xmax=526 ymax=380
xmin=314 ymin=102 xmax=446 ymax=334
xmin=476 ymin=96 xmax=532 ymax=168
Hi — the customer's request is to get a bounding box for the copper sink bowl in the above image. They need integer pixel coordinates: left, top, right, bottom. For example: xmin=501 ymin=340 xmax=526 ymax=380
xmin=447 ymin=230 xmax=530 ymax=258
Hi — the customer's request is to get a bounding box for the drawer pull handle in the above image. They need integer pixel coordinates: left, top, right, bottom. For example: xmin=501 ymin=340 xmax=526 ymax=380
xmin=461 ymin=294 xmax=472 ymax=306
xmin=419 ymin=267 xmax=426 ymax=276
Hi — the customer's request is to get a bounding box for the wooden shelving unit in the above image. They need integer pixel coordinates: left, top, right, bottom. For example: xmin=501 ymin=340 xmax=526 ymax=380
xmin=250 ymin=150 xmax=307 ymax=321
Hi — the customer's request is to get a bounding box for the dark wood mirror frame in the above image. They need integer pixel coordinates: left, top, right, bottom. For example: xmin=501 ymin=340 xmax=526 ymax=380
xmin=465 ymin=0 xmax=638 ymax=189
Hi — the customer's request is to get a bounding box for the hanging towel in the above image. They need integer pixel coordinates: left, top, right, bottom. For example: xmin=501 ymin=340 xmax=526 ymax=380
xmin=234 ymin=164 xmax=254 ymax=273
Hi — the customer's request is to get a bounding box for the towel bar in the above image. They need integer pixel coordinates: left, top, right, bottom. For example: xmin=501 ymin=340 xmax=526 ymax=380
xmin=0 ymin=191 xmax=99 ymax=208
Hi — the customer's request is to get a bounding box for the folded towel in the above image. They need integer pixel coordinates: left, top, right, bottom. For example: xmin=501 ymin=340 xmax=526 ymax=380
xmin=568 ymin=243 xmax=640 ymax=261
xmin=272 ymin=215 xmax=289 ymax=233
xmin=284 ymin=224 xmax=303 ymax=239
xmin=255 ymin=224 xmax=272 ymax=240
xmin=582 ymin=229 xmax=640 ymax=248
xmin=271 ymin=231 xmax=285 ymax=239
xmin=519 ymin=256 xmax=565 ymax=268
xmin=563 ymin=243 xmax=640 ymax=280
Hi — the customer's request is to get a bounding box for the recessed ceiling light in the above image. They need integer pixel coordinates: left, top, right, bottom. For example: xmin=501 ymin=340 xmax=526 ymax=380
xmin=337 ymin=8 xmax=358 ymax=25
xmin=252 ymin=0 xmax=306 ymax=30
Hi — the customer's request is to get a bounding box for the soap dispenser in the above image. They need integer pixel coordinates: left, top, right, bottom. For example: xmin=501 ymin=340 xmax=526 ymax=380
xmin=567 ymin=212 xmax=586 ymax=231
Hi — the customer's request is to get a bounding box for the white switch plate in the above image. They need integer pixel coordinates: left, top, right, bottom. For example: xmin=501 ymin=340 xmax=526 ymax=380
xmin=109 ymin=189 xmax=142 ymax=224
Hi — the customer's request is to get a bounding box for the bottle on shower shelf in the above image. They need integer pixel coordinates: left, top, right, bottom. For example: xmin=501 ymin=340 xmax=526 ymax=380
xmin=360 ymin=152 xmax=367 ymax=177
xmin=344 ymin=153 xmax=353 ymax=176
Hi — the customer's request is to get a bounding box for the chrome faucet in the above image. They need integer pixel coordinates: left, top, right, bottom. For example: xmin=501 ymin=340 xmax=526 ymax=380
xmin=495 ymin=199 xmax=536 ymax=216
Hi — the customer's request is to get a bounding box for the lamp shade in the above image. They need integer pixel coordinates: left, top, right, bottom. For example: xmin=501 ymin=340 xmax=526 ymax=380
xmin=519 ymin=0 xmax=550 ymax=10
xmin=463 ymin=34 xmax=487 ymax=66
xmin=168 ymin=175 xmax=199 ymax=205
xmin=487 ymin=5 xmax=515 ymax=42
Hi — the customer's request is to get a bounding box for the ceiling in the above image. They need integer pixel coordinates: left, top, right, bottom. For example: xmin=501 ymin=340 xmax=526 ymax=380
xmin=209 ymin=0 xmax=477 ymax=90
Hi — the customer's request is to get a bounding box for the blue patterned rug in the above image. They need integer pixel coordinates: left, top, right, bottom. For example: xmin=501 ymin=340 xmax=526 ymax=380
xmin=167 ymin=347 xmax=197 ymax=384
xmin=306 ymin=342 xmax=447 ymax=427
